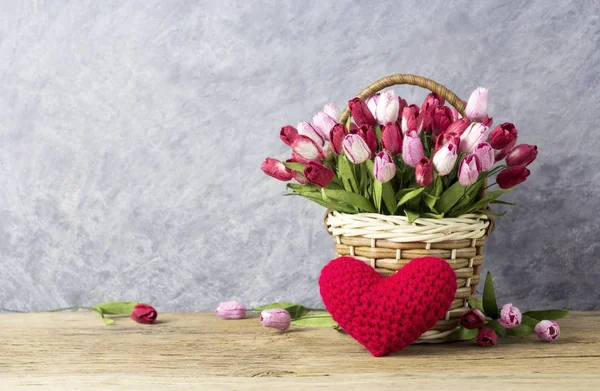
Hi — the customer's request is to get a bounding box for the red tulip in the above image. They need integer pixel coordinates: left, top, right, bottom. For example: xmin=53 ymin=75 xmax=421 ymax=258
xmin=280 ymin=125 xmax=298 ymax=146
xmin=420 ymin=92 xmax=445 ymax=113
xmin=348 ymin=97 xmax=376 ymax=127
xmin=431 ymin=106 xmax=454 ymax=139
xmin=381 ymin=122 xmax=403 ymax=155
xmin=131 ymin=304 xmax=158 ymax=324
xmin=476 ymin=328 xmax=497 ymax=346
xmin=400 ymin=106 xmax=417 ymax=134
xmin=445 ymin=118 xmax=471 ymax=137
xmin=397 ymin=96 xmax=408 ymax=120
xmin=506 ymin=144 xmax=538 ymax=167
xmin=416 ymin=110 xmax=432 ymax=134
xmin=304 ymin=161 xmax=335 ymax=187
xmin=329 ymin=123 xmax=347 ymax=155
xmin=261 ymin=158 xmax=293 ymax=181
xmin=496 ymin=166 xmax=530 ymax=189
xmin=415 ymin=158 xmax=433 ymax=187
xmin=494 ymin=137 xmax=517 ymax=162
xmin=461 ymin=309 xmax=485 ymax=329
xmin=408 ymin=104 xmax=420 ymax=117
xmin=488 ymin=122 xmax=518 ymax=150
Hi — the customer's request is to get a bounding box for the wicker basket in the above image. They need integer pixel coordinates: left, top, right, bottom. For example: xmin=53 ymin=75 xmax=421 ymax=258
xmin=325 ymin=74 xmax=494 ymax=343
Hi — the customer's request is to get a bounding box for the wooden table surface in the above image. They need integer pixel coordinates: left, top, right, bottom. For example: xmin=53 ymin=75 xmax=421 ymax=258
xmin=0 ymin=312 xmax=598 ymax=390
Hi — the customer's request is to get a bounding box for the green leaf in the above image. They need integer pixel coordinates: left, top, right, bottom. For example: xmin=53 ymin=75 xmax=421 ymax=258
xmin=373 ymin=179 xmax=382 ymax=213
xmin=424 ymin=192 xmax=439 ymax=213
xmin=453 ymin=189 xmax=514 ymax=216
xmin=523 ymin=310 xmax=571 ymax=321
xmin=485 ymin=320 xmax=507 ymax=337
xmin=93 ymin=302 xmax=139 ymax=315
xmin=381 ymin=182 xmax=397 ymax=215
xmin=291 ymin=312 xmax=338 ymax=327
xmin=394 ymin=187 xmax=424 ymax=213
xmin=333 ymin=325 xmax=346 ymax=333
xmin=506 ymin=324 xmax=534 ymax=336
xmin=490 ymin=200 xmax=517 ymax=206
xmin=405 ymin=209 xmax=420 ymax=223
xmin=103 ymin=318 xmax=115 ymax=325
xmin=282 ymin=162 xmax=305 ymax=173
xmin=290 ymin=193 xmax=357 ymax=213
xmin=467 ymin=297 xmax=485 ymax=313
xmin=436 ymin=181 xmax=466 ymax=214
xmin=337 ymin=156 xmax=358 ymax=193
xmin=482 ymin=272 xmax=499 ymax=319
xmin=421 ymin=212 xmax=444 ymax=219
xmin=323 ymin=189 xmax=376 ymax=213
xmin=286 ymin=183 xmax=320 ymax=195
xmin=374 ymin=124 xmax=382 ymax=146
xmin=448 ymin=327 xmax=478 ymax=341
xmin=253 ymin=302 xmax=311 ymax=320
xmin=521 ymin=314 xmax=541 ymax=328
xmin=345 ymin=116 xmax=352 ymax=131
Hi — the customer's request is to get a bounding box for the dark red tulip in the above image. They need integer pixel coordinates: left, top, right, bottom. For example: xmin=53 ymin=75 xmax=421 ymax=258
xmin=280 ymin=125 xmax=298 ymax=146
xmin=408 ymin=104 xmax=420 ymax=117
xmin=131 ymin=304 xmax=158 ymax=324
xmin=431 ymin=106 xmax=454 ymax=139
xmin=304 ymin=162 xmax=335 ymax=187
xmin=488 ymin=122 xmax=518 ymax=150
xmin=497 ymin=166 xmax=530 ymax=189
xmin=415 ymin=158 xmax=433 ymax=187
xmin=417 ymin=110 xmax=432 ymax=133
xmin=262 ymin=158 xmax=293 ymax=181
xmin=381 ymin=122 xmax=403 ymax=155
xmin=461 ymin=309 xmax=486 ymax=329
xmin=476 ymin=328 xmax=497 ymax=346
xmin=494 ymin=137 xmax=517 ymax=162
xmin=329 ymin=123 xmax=347 ymax=155
xmin=420 ymin=92 xmax=445 ymax=113
xmin=445 ymin=118 xmax=471 ymax=137
xmin=506 ymin=144 xmax=538 ymax=167
xmin=348 ymin=97 xmax=376 ymax=127
xmin=397 ymin=96 xmax=408 ymax=120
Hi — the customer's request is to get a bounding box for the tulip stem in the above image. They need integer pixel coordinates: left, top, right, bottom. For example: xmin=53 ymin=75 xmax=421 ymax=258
xmin=482 ymin=182 xmax=497 ymax=192
xmin=47 ymin=306 xmax=96 ymax=312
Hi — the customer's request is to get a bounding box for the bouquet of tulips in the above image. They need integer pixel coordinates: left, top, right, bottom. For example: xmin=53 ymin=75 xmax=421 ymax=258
xmin=262 ymin=87 xmax=538 ymax=220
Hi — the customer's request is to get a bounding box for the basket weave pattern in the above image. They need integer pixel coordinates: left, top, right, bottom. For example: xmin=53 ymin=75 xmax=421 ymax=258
xmin=325 ymin=211 xmax=490 ymax=342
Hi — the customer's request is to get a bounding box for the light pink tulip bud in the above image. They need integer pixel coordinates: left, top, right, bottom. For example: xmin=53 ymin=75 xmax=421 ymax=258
xmin=291 ymin=135 xmax=323 ymax=164
xmin=415 ymin=158 xmax=433 ymax=187
xmin=402 ymin=130 xmax=425 ymax=167
xmin=458 ymin=154 xmax=481 ymax=186
xmin=261 ymin=158 xmax=293 ymax=181
xmin=312 ymin=112 xmax=337 ymax=141
xmin=433 ymin=142 xmax=458 ymax=176
xmin=506 ymin=144 xmax=538 ymax=167
xmin=366 ymin=93 xmax=380 ymax=118
xmin=215 ymin=301 xmax=246 ymax=319
xmin=465 ymin=87 xmax=488 ymax=120
xmin=323 ymin=103 xmax=341 ymax=120
xmin=374 ymin=151 xmax=396 ymax=183
xmin=260 ymin=309 xmax=291 ymax=331
xmin=534 ymin=320 xmax=560 ymax=342
xmin=375 ymin=90 xmax=400 ymax=125
xmin=401 ymin=106 xmax=417 ymax=134
xmin=473 ymin=142 xmax=495 ymax=171
xmin=498 ymin=303 xmax=522 ymax=328
xmin=342 ymin=134 xmax=372 ymax=164
xmin=460 ymin=122 xmax=489 ymax=153
xmin=297 ymin=122 xmax=325 ymax=147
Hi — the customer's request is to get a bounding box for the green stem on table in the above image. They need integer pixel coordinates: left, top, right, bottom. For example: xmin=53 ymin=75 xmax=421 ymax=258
xmin=47 ymin=306 xmax=96 ymax=312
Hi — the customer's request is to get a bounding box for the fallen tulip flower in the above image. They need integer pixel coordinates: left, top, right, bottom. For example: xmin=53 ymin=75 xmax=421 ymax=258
xmin=461 ymin=309 xmax=486 ymax=329
xmin=131 ymin=304 xmax=158 ymax=324
xmin=498 ymin=303 xmax=522 ymax=328
xmin=476 ymin=327 xmax=497 ymax=346
xmin=215 ymin=301 xmax=246 ymax=320
xmin=534 ymin=320 xmax=560 ymax=342
xmin=260 ymin=309 xmax=291 ymax=331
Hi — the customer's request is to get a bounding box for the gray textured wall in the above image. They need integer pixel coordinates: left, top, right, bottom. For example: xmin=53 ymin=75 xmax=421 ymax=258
xmin=1 ymin=0 xmax=599 ymax=312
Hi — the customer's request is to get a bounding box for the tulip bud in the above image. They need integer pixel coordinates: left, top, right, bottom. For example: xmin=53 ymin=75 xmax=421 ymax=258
xmin=497 ymin=166 xmax=530 ymax=189
xmin=421 ymin=92 xmax=445 ymax=113
xmin=458 ymin=154 xmax=482 ymax=186
xmin=297 ymin=122 xmax=326 ymax=147
xmin=280 ymin=125 xmax=299 ymax=146
xmin=373 ymin=151 xmax=396 ymax=183
xmin=473 ymin=142 xmax=495 ymax=171
xmin=506 ymin=144 xmax=538 ymax=167
xmin=476 ymin=328 xmax=497 ymax=346
xmin=365 ymin=93 xmax=380 ymax=118
xmin=400 ymin=106 xmax=417 ymax=134
xmin=291 ymin=135 xmax=323 ymax=164
xmin=381 ymin=122 xmax=403 ymax=155
xmin=408 ymin=104 xmax=420 ymax=117
xmin=416 ymin=111 xmax=432 ymax=134
xmin=402 ymin=130 xmax=425 ymax=167
xmin=323 ymin=103 xmax=341 ymax=120
xmin=488 ymin=122 xmax=518 ymax=150
xmin=260 ymin=308 xmax=291 ymax=331
xmin=433 ymin=142 xmax=459 ymax=176
xmin=329 ymin=123 xmax=347 ymax=155
xmin=494 ymin=137 xmax=517 ymax=162
xmin=343 ymin=134 xmax=372 ymax=164
xmin=431 ymin=106 xmax=454 ymax=139
xmin=312 ymin=112 xmax=337 ymax=140
xmin=354 ymin=125 xmax=378 ymax=156
xmin=445 ymin=118 xmax=471 ymax=137
xmin=375 ymin=90 xmax=400 ymax=125
xmin=461 ymin=309 xmax=486 ymax=329
xmin=498 ymin=303 xmax=522 ymax=328
xmin=397 ymin=96 xmax=408 ymax=119
xmin=304 ymin=161 xmax=335 ymax=187
xmin=215 ymin=301 xmax=246 ymax=320
xmin=481 ymin=115 xmax=493 ymax=128
xmin=131 ymin=303 xmax=158 ymax=324
xmin=261 ymin=157 xmax=294 ymax=181
xmin=415 ymin=158 xmax=433 ymax=187
xmin=465 ymin=87 xmax=488 ymax=120
xmin=459 ymin=122 xmax=489 ymax=153
xmin=348 ymin=97 xmax=376 ymax=127
xmin=534 ymin=320 xmax=560 ymax=342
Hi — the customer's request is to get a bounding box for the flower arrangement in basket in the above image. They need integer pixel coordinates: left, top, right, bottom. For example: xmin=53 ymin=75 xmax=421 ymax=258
xmin=261 ymin=74 xmax=541 ymax=348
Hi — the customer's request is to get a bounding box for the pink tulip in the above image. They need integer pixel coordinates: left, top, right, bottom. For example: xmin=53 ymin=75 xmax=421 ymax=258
xmin=407 ymin=104 xmax=420 ymax=117
xmin=280 ymin=125 xmax=299 ymax=146
xmin=445 ymin=118 xmax=471 ymax=137
xmin=381 ymin=122 xmax=403 ymax=155
xmin=459 ymin=122 xmax=489 ymax=153
xmin=304 ymin=161 xmax=335 ymax=187
xmin=465 ymin=87 xmax=488 ymax=120
xmin=260 ymin=309 xmax=291 ymax=331
xmin=291 ymin=135 xmax=323 ymax=164
xmin=476 ymin=328 xmax=497 ymax=346
xmin=342 ymin=134 xmax=372 ymax=164
xmin=488 ymin=122 xmax=518 ymax=150
xmin=473 ymin=142 xmax=495 ymax=171
xmin=434 ymin=131 xmax=461 ymax=153
xmin=348 ymin=97 xmax=376 ymax=127
xmin=261 ymin=158 xmax=293 ymax=181
xmin=498 ymin=303 xmax=522 ymax=328
xmin=458 ymin=154 xmax=481 ymax=186
xmin=497 ymin=166 xmax=530 ymax=189
xmin=400 ymin=106 xmax=417 ymax=134
xmin=534 ymin=320 xmax=560 ymax=342
xmin=421 ymin=92 xmax=445 ymax=113
xmin=506 ymin=144 xmax=538 ymax=167
xmin=329 ymin=123 xmax=347 ymax=155
xmin=366 ymin=93 xmax=380 ymax=118
xmin=375 ymin=90 xmax=400 ymax=125
xmin=433 ymin=142 xmax=458 ymax=176
xmin=323 ymin=103 xmax=341 ymax=120
xmin=354 ymin=125 xmax=378 ymax=156
xmin=397 ymin=96 xmax=408 ymax=120
xmin=402 ymin=130 xmax=425 ymax=167
xmin=312 ymin=112 xmax=337 ymax=140
xmin=216 ymin=301 xmax=246 ymax=320
xmin=416 ymin=110 xmax=432 ymax=134
xmin=297 ymin=122 xmax=325 ymax=147
xmin=415 ymin=158 xmax=433 ymax=187
xmin=374 ymin=151 xmax=396 ymax=183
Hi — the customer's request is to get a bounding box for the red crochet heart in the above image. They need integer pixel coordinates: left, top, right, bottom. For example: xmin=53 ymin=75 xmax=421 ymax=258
xmin=319 ymin=256 xmax=457 ymax=356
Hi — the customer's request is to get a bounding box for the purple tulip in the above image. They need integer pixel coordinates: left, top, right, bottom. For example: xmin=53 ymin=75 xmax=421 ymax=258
xmin=473 ymin=142 xmax=495 ymax=171
xmin=216 ymin=301 xmax=246 ymax=320
xmin=534 ymin=320 xmax=560 ymax=342
xmin=458 ymin=154 xmax=482 ymax=186
xmin=373 ymin=151 xmax=396 ymax=183
xmin=498 ymin=303 xmax=522 ymax=328
xmin=402 ymin=130 xmax=425 ymax=167
xmin=342 ymin=134 xmax=372 ymax=164
xmin=260 ymin=309 xmax=291 ymax=331
xmin=465 ymin=87 xmax=488 ymax=120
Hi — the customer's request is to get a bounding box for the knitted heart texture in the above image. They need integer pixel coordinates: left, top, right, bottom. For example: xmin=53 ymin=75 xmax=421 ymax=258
xmin=319 ymin=256 xmax=457 ymax=357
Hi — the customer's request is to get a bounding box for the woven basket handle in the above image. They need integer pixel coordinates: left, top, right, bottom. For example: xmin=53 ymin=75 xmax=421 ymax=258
xmin=337 ymin=74 xmax=465 ymax=123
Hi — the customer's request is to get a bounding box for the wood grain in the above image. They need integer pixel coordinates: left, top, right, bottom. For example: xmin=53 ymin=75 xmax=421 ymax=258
xmin=0 ymin=312 xmax=598 ymax=390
